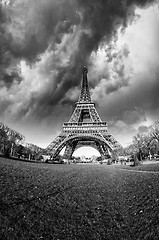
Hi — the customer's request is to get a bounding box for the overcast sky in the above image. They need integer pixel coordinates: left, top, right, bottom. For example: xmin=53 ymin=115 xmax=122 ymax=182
xmin=0 ymin=0 xmax=159 ymax=151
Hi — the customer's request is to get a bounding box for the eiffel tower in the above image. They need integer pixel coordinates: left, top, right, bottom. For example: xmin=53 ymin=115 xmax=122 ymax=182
xmin=46 ymin=67 xmax=121 ymax=160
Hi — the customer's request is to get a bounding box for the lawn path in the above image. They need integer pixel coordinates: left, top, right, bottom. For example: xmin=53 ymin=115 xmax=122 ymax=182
xmin=118 ymin=168 xmax=159 ymax=174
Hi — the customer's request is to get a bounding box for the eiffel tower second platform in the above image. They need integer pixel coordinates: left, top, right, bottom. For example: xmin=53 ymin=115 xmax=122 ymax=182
xmin=46 ymin=67 xmax=121 ymax=160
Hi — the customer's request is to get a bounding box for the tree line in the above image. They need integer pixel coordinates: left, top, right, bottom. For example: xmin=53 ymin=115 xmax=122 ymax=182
xmin=120 ymin=121 xmax=159 ymax=163
xmin=0 ymin=122 xmax=44 ymax=160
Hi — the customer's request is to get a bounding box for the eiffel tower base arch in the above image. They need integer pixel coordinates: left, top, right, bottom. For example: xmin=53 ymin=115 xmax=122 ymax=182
xmin=63 ymin=140 xmax=110 ymax=160
xmin=48 ymin=133 xmax=113 ymax=162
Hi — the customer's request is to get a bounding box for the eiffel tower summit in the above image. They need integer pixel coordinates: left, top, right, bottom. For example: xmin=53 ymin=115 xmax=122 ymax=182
xmin=46 ymin=67 xmax=121 ymax=161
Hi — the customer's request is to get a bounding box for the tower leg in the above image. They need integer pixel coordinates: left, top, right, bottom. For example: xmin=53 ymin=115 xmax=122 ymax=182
xmin=96 ymin=142 xmax=111 ymax=160
xmin=95 ymin=144 xmax=104 ymax=160
xmin=63 ymin=141 xmax=77 ymax=160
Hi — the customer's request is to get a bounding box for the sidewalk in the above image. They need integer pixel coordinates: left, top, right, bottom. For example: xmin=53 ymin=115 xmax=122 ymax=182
xmin=143 ymin=159 xmax=159 ymax=164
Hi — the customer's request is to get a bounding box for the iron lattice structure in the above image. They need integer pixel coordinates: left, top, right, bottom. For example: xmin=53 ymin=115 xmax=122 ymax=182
xmin=46 ymin=67 xmax=121 ymax=160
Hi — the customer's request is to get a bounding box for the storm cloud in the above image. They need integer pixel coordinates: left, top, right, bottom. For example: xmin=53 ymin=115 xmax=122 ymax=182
xmin=0 ymin=0 xmax=159 ymax=146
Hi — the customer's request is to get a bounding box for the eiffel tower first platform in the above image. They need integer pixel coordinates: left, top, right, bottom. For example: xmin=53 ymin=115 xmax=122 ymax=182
xmin=46 ymin=67 xmax=121 ymax=160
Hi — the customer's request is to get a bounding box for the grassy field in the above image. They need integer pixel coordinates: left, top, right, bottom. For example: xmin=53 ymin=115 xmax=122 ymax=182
xmin=0 ymin=157 xmax=159 ymax=240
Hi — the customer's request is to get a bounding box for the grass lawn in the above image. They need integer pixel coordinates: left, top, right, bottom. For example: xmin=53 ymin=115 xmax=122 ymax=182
xmin=0 ymin=157 xmax=159 ymax=240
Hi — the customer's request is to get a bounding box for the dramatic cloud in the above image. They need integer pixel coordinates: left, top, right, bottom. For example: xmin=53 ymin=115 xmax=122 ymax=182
xmin=138 ymin=125 xmax=149 ymax=133
xmin=0 ymin=0 xmax=159 ymax=147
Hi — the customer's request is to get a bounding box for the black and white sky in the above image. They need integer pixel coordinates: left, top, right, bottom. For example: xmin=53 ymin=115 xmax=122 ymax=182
xmin=0 ymin=0 xmax=159 ymax=149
